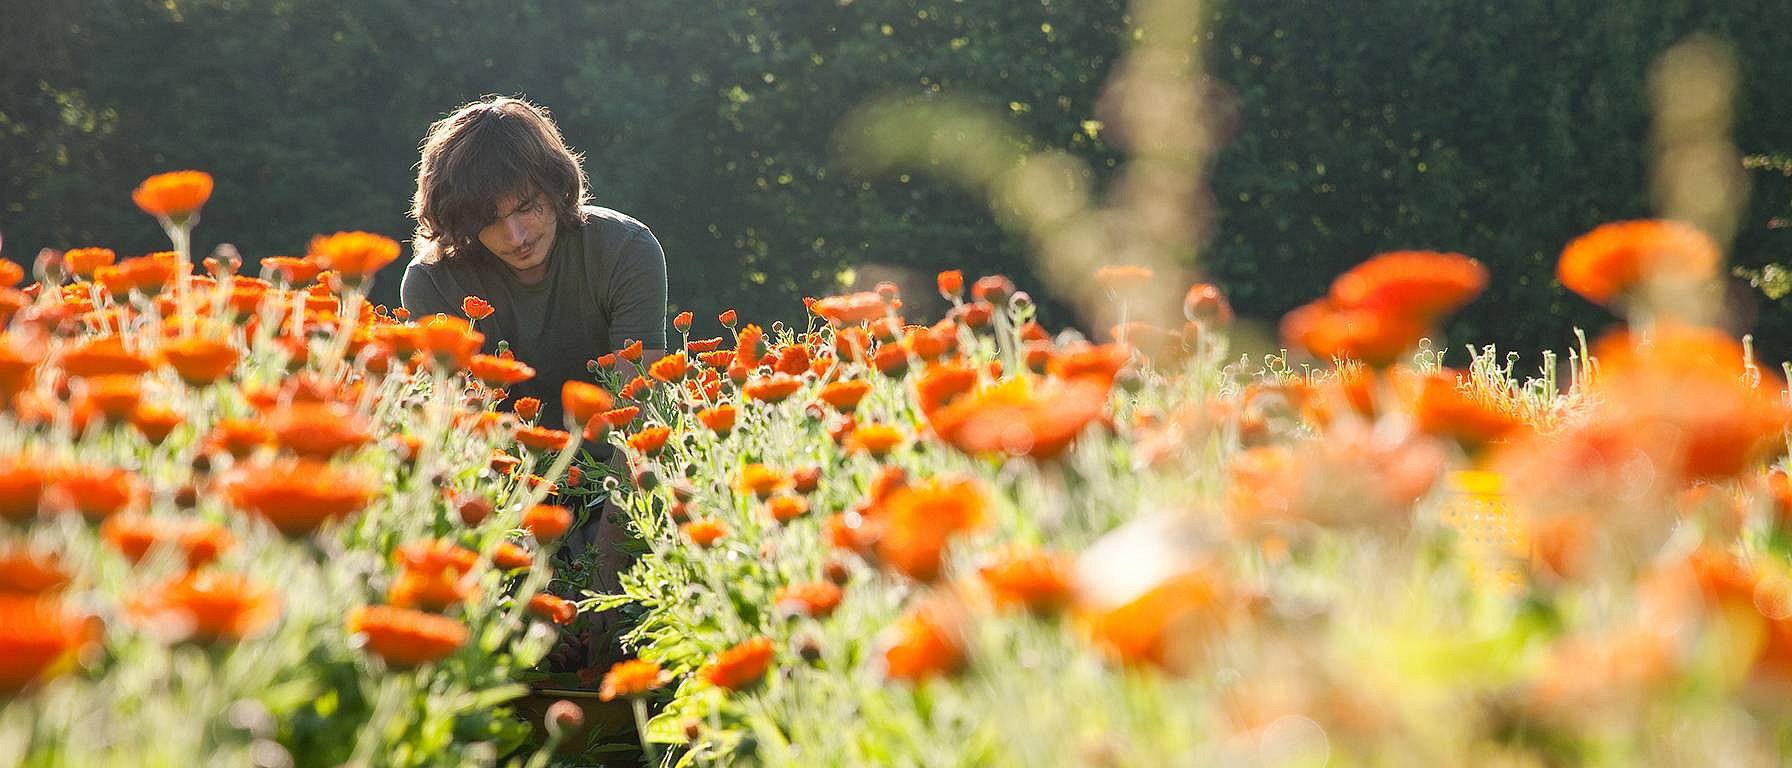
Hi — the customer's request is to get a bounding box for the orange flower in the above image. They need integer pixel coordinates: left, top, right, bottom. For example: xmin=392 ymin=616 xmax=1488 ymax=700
xmin=60 ymin=336 xmax=154 ymax=378
xmin=672 ymin=310 xmax=694 ymax=333
xmin=347 ymin=605 xmax=468 ymax=668
xmin=626 ymin=425 xmax=672 ymax=456
xmin=1082 ymin=567 xmax=1237 ymax=672
xmin=462 ymin=295 xmax=494 ymax=320
xmin=418 ymin=314 xmax=484 ymax=369
xmin=129 ymin=403 xmax=183 ymax=445
xmin=687 ymin=336 xmax=725 ymax=354
xmin=388 ymin=540 xmax=480 ymax=612
xmin=702 ymin=636 xmax=775 ymax=691
xmin=880 ymin=598 xmax=966 ymax=683
xmin=158 ymin=336 xmax=239 ymax=386
xmin=64 ymin=247 xmax=117 ymax=279
xmin=562 ymin=380 xmax=615 ymax=430
xmin=308 ymin=231 xmax=400 ymax=278
xmin=602 ymin=405 xmax=641 ymax=428
xmin=649 ymin=352 xmax=689 ymax=382
xmin=128 ymin=572 xmax=279 ymax=644
xmin=914 ymin=362 xmax=979 ymax=417
xmin=1407 ymin=371 xmax=1526 ymax=455
xmin=979 ymin=548 xmax=1075 ymax=614
xmin=1558 ymin=219 xmax=1719 ymax=306
xmin=1047 ymin=343 xmax=1131 ymax=388
xmin=767 ymin=494 xmax=810 ymax=523
xmin=0 ymin=550 xmax=70 ymax=594
xmin=516 ymin=425 xmax=574 ymax=453
xmin=1279 ymin=299 xmax=1425 ymax=368
xmin=744 ymin=373 xmax=803 ymax=403
xmin=971 ymin=275 xmax=1014 ymax=305
xmin=0 ymin=595 xmax=96 ymax=692
xmin=395 ymin=539 xmax=480 ymax=574
xmin=513 ymin=397 xmax=542 ymax=422
xmin=775 ymin=581 xmax=843 ymax=619
xmin=600 ymin=659 xmax=667 ymax=701
xmin=791 ymin=466 xmax=822 ymax=494
xmin=697 ymin=403 xmax=737 ymax=434
xmin=522 ymin=504 xmax=574 ymax=542
xmin=493 ymin=541 xmax=533 ymax=571
xmin=42 ymin=467 xmax=144 ymax=521
xmin=937 ymin=270 xmax=964 ymax=299
xmin=845 ymin=423 xmax=906 ymax=457
xmin=734 ymin=324 xmax=766 ymax=368
xmin=618 ymin=375 xmax=650 ymax=401
xmin=204 ymin=418 xmax=273 ymax=458
xmin=268 ymin=402 xmax=372 ymax=458
xmin=926 ymin=377 xmax=1107 ymax=461
xmin=225 ymin=460 xmax=376 ymax=536
xmin=0 ymin=260 xmax=22 ymax=287
xmin=719 ymin=309 xmax=738 ymax=327
xmin=813 ymin=291 xmax=894 ymax=326
xmin=131 ymin=170 xmax=213 ymax=220
xmin=529 ymin=593 xmax=578 ymax=625
xmin=260 ymin=255 xmax=320 ymax=287
xmin=101 ymin=515 xmax=233 ymax=568
xmin=1329 ymin=250 xmax=1487 ymax=322
xmin=819 ymin=379 xmax=872 ymax=412
xmin=469 ymin=354 xmax=536 ymax=386
xmin=72 ymin=373 xmax=142 ymax=423
xmin=681 ymin=519 xmax=729 ymax=548
xmin=737 ymin=464 xmax=786 ymax=499
xmin=871 ymin=478 xmax=986 ymax=582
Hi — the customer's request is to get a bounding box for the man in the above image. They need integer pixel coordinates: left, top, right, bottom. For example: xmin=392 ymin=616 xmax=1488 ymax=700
xmin=400 ymin=95 xmax=666 ymax=679
xmin=401 ymin=95 xmax=668 ymax=426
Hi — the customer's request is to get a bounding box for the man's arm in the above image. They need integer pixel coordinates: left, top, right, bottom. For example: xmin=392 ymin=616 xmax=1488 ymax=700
xmin=605 ymin=229 xmax=670 ymax=377
xmin=399 ymin=258 xmax=455 ymax=319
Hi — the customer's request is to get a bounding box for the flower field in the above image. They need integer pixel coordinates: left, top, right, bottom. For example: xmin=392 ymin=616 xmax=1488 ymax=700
xmin=5 ymin=171 xmax=1792 ymax=767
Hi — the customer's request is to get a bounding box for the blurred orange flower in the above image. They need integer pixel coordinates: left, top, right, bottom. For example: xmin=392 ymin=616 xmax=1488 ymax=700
xmin=42 ymin=467 xmax=145 ymax=521
xmin=979 ymin=548 xmax=1075 ymax=615
xmin=60 ymin=336 xmax=154 ymax=378
xmin=871 ymin=477 xmax=986 ymax=582
xmin=927 ymin=377 xmax=1107 ymax=461
xmin=845 ymin=423 xmax=906 ymax=457
xmin=681 ymin=519 xmax=729 ymax=548
xmin=522 ymin=504 xmax=574 ymax=543
xmin=1328 ymin=250 xmax=1487 ymax=321
xmin=0 ymin=550 xmax=70 ymax=595
xmin=529 ymin=593 xmax=578 ymax=625
xmin=937 ymin=270 xmax=964 ymax=299
xmin=0 ymin=595 xmax=96 ymax=692
xmin=309 ymin=231 xmax=400 ymax=278
xmin=516 ymin=425 xmax=574 ymax=453
xmin=744 ymin=373 xmax=803 ymax=403
xmin=599 ymin=659 xmax=667 ymax=701
xmin=562 ymin=380 xmax=615 ymax=430
xmin=347 ymin=605 xmax=468 ymax=668
xmin=128 ymin=572 xmax=279 ymax=644
xmin=469 ymin=354 xmax=536 ymax=386
xmin=101 ymin=515 xmax=233 ymax=568
xmin=269 ymin=402 xmax=372 ymax=459
xmin=132 ymin=170 xmax=213 ymax=220
xmin=702 ymin=636 xmax=775 ymax=691
xmin=775 ymin=581 xmax=843 ymax=619
xmin=819 ymin=379 xmax=872 ymax=412
xmin=880 ymin=597 xmax=966 ymax=683
xmin=697 ymin=404 xmax=737 ymax=434
xmin=1558 ymin=219 xmax=1719 ymax=306
xmin=737 ymin=464 xmax=786 ymax=499
xmin=64 ymin=247 xmax=116 ymax=279
xmin=1280 ymin=299 xmax=1425 ymax=368
xmin=766 ymin=494 xmax=810 ymax=524
xmin=1095 ymin=265 xmax=1154 ymax=293
xmin=225 ymin=460 xmax=376 ymax=536
xmin=1082 ymin=567 xmax=1238 ymax=672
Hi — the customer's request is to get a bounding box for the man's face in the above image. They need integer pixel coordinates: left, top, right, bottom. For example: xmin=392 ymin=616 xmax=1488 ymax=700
xmin=478 ymin=190 xmax=557 ymax=276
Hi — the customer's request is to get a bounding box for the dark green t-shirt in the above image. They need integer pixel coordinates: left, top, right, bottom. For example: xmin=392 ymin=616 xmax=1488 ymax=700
xmin=399 ymin=205 xmax=668 ymax=428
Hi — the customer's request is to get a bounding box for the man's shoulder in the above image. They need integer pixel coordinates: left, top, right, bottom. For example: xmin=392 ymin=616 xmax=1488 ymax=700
xmin=575 ymin=205 xmax=654 ymax=246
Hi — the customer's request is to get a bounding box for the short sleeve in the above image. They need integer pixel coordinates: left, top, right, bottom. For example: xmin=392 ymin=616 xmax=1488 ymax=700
xmin=606 ymin=230 xmax=669 ymax=350
xmin=400 ymin=260 xmax=454 ymax=319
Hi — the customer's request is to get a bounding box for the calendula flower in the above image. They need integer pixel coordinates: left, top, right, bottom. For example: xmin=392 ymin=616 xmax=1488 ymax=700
xmin=1280 ymin=299 xmax=1425 ymax=368
xmin=515 ymin=425 xmax=574 ymax=453
xmin=127 ymin=572 xmax=280 ymax=644
xmin=129 ymin=403 xmax=183 ymax=445
xmin=871 ymin=478 xmax=987 ymax=582
xmin=268 ymin=402 xmax=372 ymax=459
xmin=718 ymin=308 xmax=738 ymax=327
xmin=880 ymin=597 xmax=966 ymax=683
xmin=744 ymin=373 xmax=803 ymax=403
xmin=260 ymin=255 xmax=320 ymax=287
xmin=418 ymin=314 xmax=484 ymax=369
xmin=649 ymin=352 xmax=689 ymax=382
xmin=0 ymin=550 xmax=70 ymax=595
xmin=204 ymin=418 xmax=274 ymax=458
xmin=619 ymin=375 xmax=650 ymax=400
xmin=927 ymin=377 xmax=1107 ymax=461
xmin=734 ymin=324 xmax=766 ymax=367
xmin=528 ymin=593 xmax=578 ymax=625
xmin=1047 ymin=343 xmax=1131 ymax=388
xmin=687 ymin=336 xmax=724 ymax=354
xmin=493 ymin=541 xmax=533 ymax=571
xmin=1558 ymin=219 xmax=1719 ymax=306
xmin=680 ymin=519 xmax=729 ymax=548
xmin=819 ymin=379 xmax=872 ymax=413
xmin=71 ymin=374 xmax=142 ymax=423
xmin=1082 ymin=567 xmax=1238 ymax=672
xmin=160 ymin=338 xmax=235 ymax=386
xmin=0 ymin=595 xmax=96 ymax=692
xmin=1095 ymin=265 xmax=1154 ymax=293
xmin=42 ymin=467 xmax=145 ymax=521
xmin=979 ymin=548 xmax=1074 ymax=614
xmin=469 ymin=354 xmax=536 ymax=386
xmin=626 ymin=425 xmax=672 ymax=456
xmin=308 ymin=231 xmax=400 ymax=279
xmin=697 ymin=404 xmax=737 ymax=434
xmin=0 ymin=261 xmax=22 ymax=287
xmin=702 ymin=637 xmax=775 ymax=691
xmin=561 ymin=380 xmax=615 ymax=430
xmin=775 ymin=581 xmax=843 ymax=619
xmin=737 ymin=464 xmax=786 ymax=499
xmin=347 ymin=605 xmax=468 ymax=668
xmin=937 ymin=270 xmax=964 ymax=299
xmin=599 ymin=659 xmax=667 ymax=701
xmin=101 ymin=515 xmax=233 ymax=569
xmin=224 ymin=460 xmax=376 ymax=536
xmin=846 ymin=423 xmax=906 ymax=457
xmin=512 ymin=397 xmax=541 ymax=422
xmin=618 ymin=339 xmax=644 ymax=361
xmin=64 ymin=247 xmax=116 ymax=279
xmin=767 ymin=494 xmax=810 ymax=524
xmin=522 ymin=504 xmax=574 ymax=543
xmin=462 ymin=295 xmax=494 ymax=320
xmin=60 ymin=336 xmax=154 ymax=378
xmin=1328 ymin=250 xmax=1488 ymax=321
xmin=602 ymin=406 xmax=641 ymax=428
xmin=132 ymin=170 xmax=213 ymax=221
xmin=1407 ymin=370 xmax=1526 ymax=456
xmin=673 ymin=311 xmax=693 ymax=333
xmin=813 ymin=291 xmax=894 ymax=326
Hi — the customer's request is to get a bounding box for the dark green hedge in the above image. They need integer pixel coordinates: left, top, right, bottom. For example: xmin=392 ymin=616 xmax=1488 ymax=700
xmin=4 ymin=0 xmax=1790 ymax=358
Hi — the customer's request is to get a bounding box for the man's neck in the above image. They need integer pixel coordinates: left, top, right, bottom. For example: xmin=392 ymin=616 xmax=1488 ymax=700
xmin=511 ymin=263 xmax=549 ymax=285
